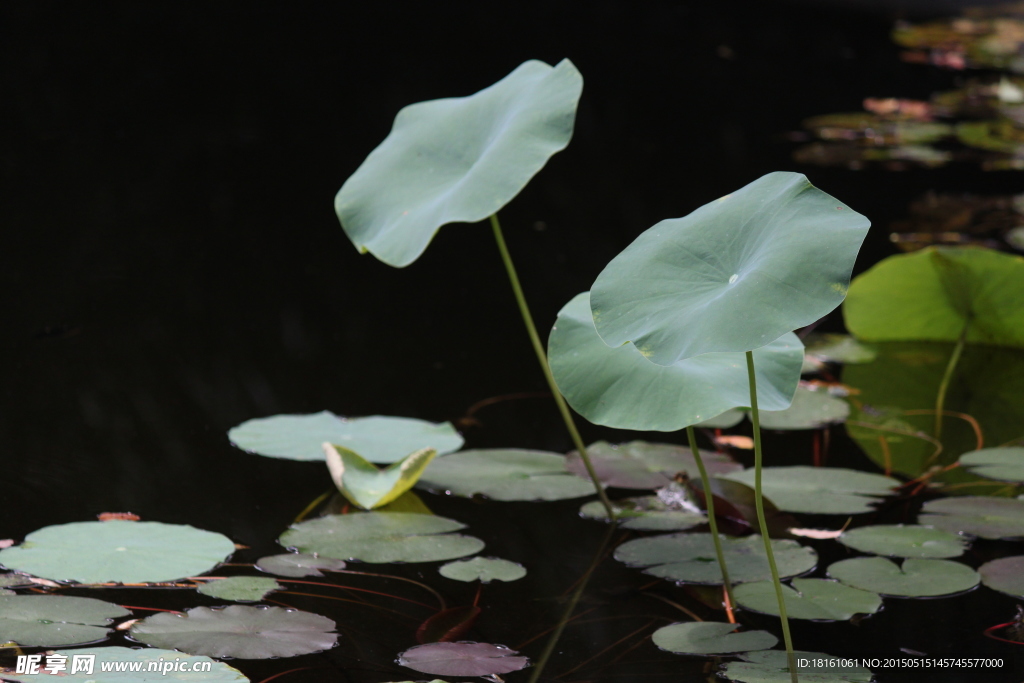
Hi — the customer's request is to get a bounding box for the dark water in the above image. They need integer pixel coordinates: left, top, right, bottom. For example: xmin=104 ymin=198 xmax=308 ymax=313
xmin=3 ymin=2 xmax=1024 ymax=682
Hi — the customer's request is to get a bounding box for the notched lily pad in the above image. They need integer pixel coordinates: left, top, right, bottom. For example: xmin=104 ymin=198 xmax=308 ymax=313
xmin=828 ymin=556 xmax=979 ymax=597
xmin=838 ymin=524 xmax=968 ymax=558
xmin=918 ymin=496 xmax=1024 ymax=540
xmin=0 ymin=594 xmax=130 ymax=646
xmin=958 ymin=447 xmax=1024 ymax=482
xmin=580 ymin=496 xmax=707 ymax=531
xmin=756 ymin=385 xmax=851 ymax=430
xmin=718 ymin=466 xmax=899 ymax=514
xmin=417 ymin=449 xmax=594 ymax=501
xmin=397 ymin=641 xmax=530 ymax=677
xmin=567 ymin=440 xmax=741 ymax=489
xmin=439 ymin=557 xmax=526 ymax=584
xmin=256 ymin=553 xmax=347 ymax=578
xmin=652 ymin=621 xmax=777 ymax=655
xmin=197 ymin=577 xmax=282 ymax=602
xmin=722 ymin=649 xmax=874 ymax=683
xmin=978 ymin=555 xmax=1024 ymax=598
xmin=733 ymin=578 xmax=882 ymax=621
xmin=0 ymin=646 xmax=249 ymax=682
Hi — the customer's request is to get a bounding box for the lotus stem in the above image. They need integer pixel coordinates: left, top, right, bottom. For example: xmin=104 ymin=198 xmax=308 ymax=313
xmin=746 ymin=351 xmax=798 ymax=683
xmin=685 ymin=425 xmax=734 ymax=609
xmin=489 ymin=213 xmax=615 ymax=519
xmin=934 ymin=320 xmax=969 ymax=440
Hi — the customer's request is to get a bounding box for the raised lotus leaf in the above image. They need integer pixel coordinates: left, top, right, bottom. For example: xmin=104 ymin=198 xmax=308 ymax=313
xmin=325 ymin=442 xmax=437 ymax=509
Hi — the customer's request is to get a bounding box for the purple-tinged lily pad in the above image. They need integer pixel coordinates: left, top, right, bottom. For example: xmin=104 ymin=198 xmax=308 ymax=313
xmin=979 ymin=556 xmax=1024 ymax=598
xmin=397 ymin=641 xmax=529 ymax=676
xmin=256 ymin=553 xmax=347 ymax=578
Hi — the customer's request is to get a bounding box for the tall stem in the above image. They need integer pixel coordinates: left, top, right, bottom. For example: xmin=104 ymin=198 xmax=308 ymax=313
xmin=746 ymin=351 xmax=798 ymax=683
xmin=490 ymin=214 xmax=615 ymax=519
xmin=934 ymin=319 xmax=969 ymax=441
xmin=686 ymin=426 xmax=734 ymax=608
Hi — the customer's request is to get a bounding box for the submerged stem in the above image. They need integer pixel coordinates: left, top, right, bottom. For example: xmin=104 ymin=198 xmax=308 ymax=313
xmin=746 ymin=351 xmax=798 ymax=683
xmin=489 ymin=213 xmax=615 ymax=519
xmin=934 ymin=319 xmax=969 ymax=440
xmin=685 ymin=426 xmax=734 ymax=609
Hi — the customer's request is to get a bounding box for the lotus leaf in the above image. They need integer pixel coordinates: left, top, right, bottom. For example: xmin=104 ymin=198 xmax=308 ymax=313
xmin=722 ymin=649 xmax=873 ymax=683
xmin=335 ymin=59 xmax=582 ymax=267
xmin=733 ymin=579 xmax=881 ymax=621
xmin=804 ymin=334 xmax=877 ymax=365
xmin=717 ymin=466 xmax=899 ymax=515
xmin=698 ymin=408 xmax=746 ymax=428
xmin=755 ymin=386 xmax=850 ymax=430
xmin=280 ymin=512 xmax=484 ymax=563
xmin=651 ymin=621 xmax=777 ymax=655
xmin=0 ymin=594 xmax=129 ymax=646
xmin=417 ymin=449 xmax=594 ymax=501
xmin=255 ymin=553 xmax=346 ymax=578
xmin=918 ymin=496 xmax=1024 ymax=540
xmin=325 ymin=443 xmax=436 ymax=509
xmin=438 ymin=557 xmax=526 ymax=583
xmin=579 ymin=496 xmax=707 ymax=531
xmin=827 ymin=557 xmax=979 ymax=597
xmin=566 ymin=440 xmax=740 ymax=490
xmin=978 ymin=555 xmax=1024 ymax=598
xmin=197 ymin=577 xmax=281 ymax=602
xmin=397 ymin=641 xmax=529 ymax=676
xmin=957 ymin=447 xmax=1024 ymax=482
xmin=0 ymin=646 xmax=249 ymax=682
xmin=838 ymin=524 xmax=968 ymax=558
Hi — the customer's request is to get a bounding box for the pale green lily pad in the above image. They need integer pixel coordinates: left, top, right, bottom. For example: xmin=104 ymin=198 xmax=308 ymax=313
xmin=130 ymin=605 xmax=337 ymax=659
xmin=827 ymin=557 xmax=979 ymax=597
xmin=566 ymin=440 xmax=741 ymax=490
xmin=336 ymin=59 xmax=582 ymax=267
xmin=756 ymin=386 xmax=850 ymax=430
xmin=614 ymin=533 xmax=817 ymax=584
xmin=0 ymin=521 xmax=235 ymax=584
xmin=590 ymin=172 xmax=870 ymax=365
xmin=580 ymin=496 xmax=707 ymax=531
xmin=0 ymin=646 xmax=249 ymax=682
xmin=838 ymin=524 xmax=968 ymax=558
xmin=722 ymin=649 xmax=874 ymax=683
xmin=197 ymin=577 xmax=282 ymax=602
xmin=280 ymin=512 xmax=484 ymax=563
xmin=718 ymin=466 xmax=899 ymax=514
xmin=978 ymin=555 xmax=1024 ymax=598
xmin=255 ymin=553 xmax=347 ymax=578
xmin=228 ymin=412 xmax=463 ymax=463
xmin=958 ymin=447 xmax=1024 ymax=482
xmin=417 ymin=449 xmax=594 ymax=501
xmin=651 ymin=621 xmax=777 ymax=655
xmin=733 ymin=578 xmax=881 ymax=621
xmin=0 ymin=595 xmax=130 ymax=646
xmin=439 ymin=557 xmax=526 ymax=583
xmin=804 ymin=334 xmax=878 ymax=364
xmin=918 ymin=496 xmax=1024 ymax=540
xmin=549 ymin=292 xmax=804 ymax=430
xmin=326 ymin=443 xmax=436 ymax=509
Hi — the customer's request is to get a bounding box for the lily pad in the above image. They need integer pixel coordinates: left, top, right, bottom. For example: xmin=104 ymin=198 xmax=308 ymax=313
xmin=827 ymin=557 xmax=979 ymax=597
xmin=0 ymin=646 xmax=249 ymax=682
xmin=566 ymin=440 xmax=741 ymax=490
xmin=197 ymin=577 xmax=282 ymax=602
xmin=228 ymin=412 xmax=463 ymax=463
xmin=130 ymin=605 xmax=337 ymax=659
xmin=958 ymin=447 xmax=1024 ymax=482
xmin=0 ymin=521 xmax=236 ymax=584
xmin=733 ymin=579 xmax=882 ymax=621
xmin=549 ymin=292 xmax=804 ymax=430
xmin=718 ymin=466 xmax=899 ymax=514
xmin=651 ymin=621 xmax=777 ymax=655
xmin=756 ymin=386 xmax=851 ymax=430
xmin=255 ymin=554 xmax=347 ymax=578
xmin=918 ymin=496 xmax=1024 ymax=540
xmin=438 ymin=557 xmax=526 ymax=584
xmin=804 ymin=334 xmax=878 ymax=364
xmin=722 ymin=649 xmax=873 ymax=683
xmin=838 ymin=524 xmax=968 ymax=558
xmin=280 ymin=512 xmax=484 ymax=563
xmin=397 ymin=642 xmax=529 ymax=677
xmin=978 ymin=555 xmax=1024 ymax=598
xmin=417 ymin=449 xmax=594 ymax=501
xmin=325 ymin=443 xmax=437 ymax=509
xmin=614 ymin=533 xmax=817 ymax=584
xmin=0 ymin=594 xmax=130 ymax=646
xmin=580 ymin=496 xmax=707 ymax=531
xmin=590 ymin=172 xmax=870 ymax=365
xmin=335 ymin=59 xmax=582 ymax=267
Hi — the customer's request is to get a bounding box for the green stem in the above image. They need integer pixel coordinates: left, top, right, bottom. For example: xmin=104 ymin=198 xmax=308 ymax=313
xmin=934 ymin=319 xmax=969 ymax=441
xmin=489 ymin=213 xmax=615 ymax=519
xmin=685 ymin=426 xmax=734 ymax=608
xmin=746 ymin=351 xmax=798 ymax=683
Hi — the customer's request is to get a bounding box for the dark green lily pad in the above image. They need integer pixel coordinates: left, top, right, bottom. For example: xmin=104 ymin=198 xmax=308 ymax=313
xmin=397 ymin=642 xmax=530 ymax=677
xmin=827 ymin=557 xmax=979 ymax=597
xmin=0 ymin=521 xmax=236 ymax=584
xmin=280 ymin=512 xmax=484 ymax=563
xmin=651 ymin=621 xmax=777 ymax=655
xmin=755 ymin=386 xmax=850 ymax=430
xmin=919 ymin=496 xmax=1024 ymax=540
xmin=439 ymin=557 xmax=526 ymax=584
xmin=566 ymin=440 xmax=741 ymax=490
xmin=958 ymin=447 xmax=1024 ymax=482
xmin=722 ymin=649 xmax=873 ymax=683
xmin=130 ymin=605 xmax=337 ymax=659
xmin=978 ymin=555 xmax=1024 ymax=598
xmin=614 ymin=533 xmax=817 ymax=584
xmin=255 ymin=553 xmax=347 ymax=578
xmin=197 ymin=577 xmax=282 ymax=602
xmin=718 ymin=466 xmax=899 ymax=514
xmin=0 ymin=646 xmax=249 ymax=682
xmin=0 ymin=594 xmax=130 ymax=646
xmin=804 ymin=334 xmax=878 ymax=364
xmin=417 ymin=449 xmax=594 ymax=501
xmin=838 ymin=524 xmax=968 ymax=558
xmin=580 ymin=496 xmax=707 ymax=531
xmin=733 ymin=579 xmax=882 ymax=621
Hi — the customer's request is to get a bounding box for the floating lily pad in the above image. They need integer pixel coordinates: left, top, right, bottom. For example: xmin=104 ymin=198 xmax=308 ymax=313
xmin=130 ymin=605 xmax=337 ymax=659
xmin=566 ymin=441 xmax=741 ymax=490
xmin=978 ymin=556 xmax=1024 ymax=598
xmin=397 ymin=642 xmax=529 ymax=677
xmin=580 ymin=496 xmax=707 ymax=531
xmin=228 ymin=412 xmax=463 ymax=463
xmin=0 ymin=521 xmax=236 ymax=584
xmin=0 ymin=595 xmax=130 ymax=646
xmin=718 ymin=466 xmax=898 ymax=514
xmin=439 ymin=557 xmax=526 ymax=584
xmin=755 ymin=386 xmax=850 ymax=430
xmin=722 ymin=649 xmax=873 ymax=683
xmin=417 ymin=449 xmax=594 ymax=501
xmin=336 ymin=59 xmax=582 ymax=267
xmin=838 ymin=524 xmax=968 ymax=558
xmin=827 ymin=557 xmax=979 ymax=597
xmin=958 ymin=447 xmax=1024 ymax=482
xmin=733 ymin=579 xmax=881 ymax=621
xmin=325 ymin=443 xmax=437 ymax=509
xmin=197 ymin=577 xmax=282 ymax=602
xmin=651 ymin=621 xmax=777 ymax=655
xmin=918 ymin=496 xmax=1024 ymax=540
xmin=0 ymin=646 xmax=249 ymax=682
xmin=614 ymin=533 xmax=817 ymax=584
xmin=804 ymin=334 xmax=878 ymax=364
xmin=255 ymin=554 xmax=347 ymax=578
xmin=280 ymin=512 xmax=484 ymax=563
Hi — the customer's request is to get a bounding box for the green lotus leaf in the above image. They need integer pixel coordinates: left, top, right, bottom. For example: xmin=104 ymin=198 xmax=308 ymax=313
xmin=255 ymin=553 xmax=346 ymax=578
xmin=698 ymin=408 xmax=746 ymax=428
xmin=917 ymin=496 xmax=1024 ymax=540
xmin=978 ymin=555 xmax=1024 ymax=598
xmin=0 ymin=521 xmax=235 ymax=584
xmin=580 ymin=496 xmax=707 ymax=531
xmin=548 ymin=292 xmax=804 ymax=430
xmin=197 ymin=577 xmax=281 ymax=602
xmin=755 ymin=386 xmax=850 ymax=430
xmin=614 ymin=533 xmax=817 ymax=584
xmin=958 ymin=447 xmax=1024 ymax=482
xmin=325 ymin=443 xmax=436 ymax=510
xmin=827 ymin=557 xmax=979 ymax=597
xmin=0 ymin=595 xmax=129 ymax=646
xmin=0 ymin=646 xmax=249 ymax=682
xmin=280 ymin=512 xmax=484 ymax=563
xmin=733 ymin=578 xmax=881 ymax=621
xmin=417 ymin=449 xmax=594 ymax=501
xmin=130 ymin=605 xmax=337 ymax=659
xmin=438 ymin=557 xmax=526 ymax=584
xmin=844 ymin=246 xmax=1024 ymax=349
xmin=722 ymin=649 xmax=873 ymax=683
xmin=717 ymin=466 xmax=899 ymax=515
xmin=228 ymin=412 xmax=463 ymax=463
xmin=838 ymin=524 xmax=968 ymax=558
xmin=397 ymin=642 xmax=530 ymax=677
xmin=566 ymin=440 xmax=741 ymax=490
xmin=590 ymin=172 xmax=870 ymax=365
xmin=803 ymin=333 xmax=877 ymax=364
xmin=335 ymin=59 xmax=582 ymax=267
xmin=652 ymin=621 xmax=777 ymax=655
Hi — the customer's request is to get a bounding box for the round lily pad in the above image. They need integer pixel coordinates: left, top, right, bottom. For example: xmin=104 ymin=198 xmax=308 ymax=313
xmin=838 ymin=524 xmax=968 ymax=558
xmin=614 ymin=533 xmax=817 ymax=584
xmin=828 ymin=557 xmax=979 ymax=597
xmin=0 ymin=646 xmax=249 ymax=682
xmin=978 ymin=555 xmax=1024 ymax=598
xmin=417 ymin=449 xmax=594 ymax=501
xmin=651 ymin=621 xmax=777 ymax=655
xmin=958 ymin=447 xmax=1024 ymax=482
xmin=580 ymin=496 xmax=707 ymax=532
xmin=280 ymin=512 xmax=484 ymax=563
xmin=718 ymin=466 xmax=899 ymax=514
xmin=228 ymin=412 xmax=463 ymax=463
xmin=566 ymin=440 xmax=740 ymax=490
xmin=197 ymin=577 xmax=281 ymax=602
xmin=733 ymin=578 xmax=882 ymax=621
xmin=0 ymin=594 xmax=130 ymax=646
xmin=722 ymin=649 xmax=874 ymax=683
xmin=130 ymin=605 xmax=337 ymax=659
xmin=255 ymin=553 xmax=347 ymax=578
xmin=918 ymin=496 xmax=1024 ymax=540
xmin=755 ymin=386 xmax=851 ymax=430
xmin=397 ymin=642 xmax=529 ymax=677
xmin=439 ymin=557 xmax=526 ymax=584
xmin=0 ymin=521 xmax=236 ymax=584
